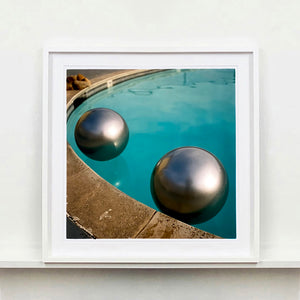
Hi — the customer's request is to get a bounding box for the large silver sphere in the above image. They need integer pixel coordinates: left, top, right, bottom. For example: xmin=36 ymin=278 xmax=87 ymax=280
xmin=151 ymin=147 xmax=228 ymax=223
xmin=75 ymin=108 xmax=129 ymax=161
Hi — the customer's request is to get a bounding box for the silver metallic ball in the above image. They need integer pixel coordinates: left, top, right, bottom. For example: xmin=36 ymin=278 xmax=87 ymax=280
xmin=151 ymin=147 xmax=228 ymax=223
xmin=75 ymin=108 xmax=129 ymax=161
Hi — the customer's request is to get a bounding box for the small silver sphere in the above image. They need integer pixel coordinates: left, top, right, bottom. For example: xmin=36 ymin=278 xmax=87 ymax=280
xmin=151 ymin=147 xmax=228 ymax=223
xmin=75 ymin=108 xmax=129 ymax=161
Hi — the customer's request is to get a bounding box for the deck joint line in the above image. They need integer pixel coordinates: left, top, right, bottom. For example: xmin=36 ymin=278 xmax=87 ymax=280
xmin=133 ymin=211 xmax=157 ymax=238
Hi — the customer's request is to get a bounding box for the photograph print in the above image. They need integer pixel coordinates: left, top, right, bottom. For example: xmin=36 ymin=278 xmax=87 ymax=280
xmin=66 ymin=68 xmax=236 ymax=240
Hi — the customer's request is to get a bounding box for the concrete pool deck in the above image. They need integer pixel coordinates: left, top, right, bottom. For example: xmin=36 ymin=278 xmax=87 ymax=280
xmin=66 ymin=69 xmax=220 ymax=239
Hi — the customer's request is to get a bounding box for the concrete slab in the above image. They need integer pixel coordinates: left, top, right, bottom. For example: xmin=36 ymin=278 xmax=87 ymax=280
xmin=67 ymin=144 xmax=156 ymax=238
xmin=136 ymin=212 xmax=220 ymax=239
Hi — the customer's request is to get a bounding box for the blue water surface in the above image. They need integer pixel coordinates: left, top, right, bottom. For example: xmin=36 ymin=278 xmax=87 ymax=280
xmin=67 ymin=69 xmax=236 ymax=238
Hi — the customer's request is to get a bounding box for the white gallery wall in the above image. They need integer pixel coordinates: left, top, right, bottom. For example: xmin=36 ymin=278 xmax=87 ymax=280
xmin=1 ymin=0 xmax=300 ymax=299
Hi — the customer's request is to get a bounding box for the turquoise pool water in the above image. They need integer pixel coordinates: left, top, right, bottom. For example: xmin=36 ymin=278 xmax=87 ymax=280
xmin=67 ymin=69 xmax=236 ymax=238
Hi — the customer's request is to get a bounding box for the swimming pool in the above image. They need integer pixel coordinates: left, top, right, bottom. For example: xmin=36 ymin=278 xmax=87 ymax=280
xmin=67 ymin=69 xmax=236 ymax=238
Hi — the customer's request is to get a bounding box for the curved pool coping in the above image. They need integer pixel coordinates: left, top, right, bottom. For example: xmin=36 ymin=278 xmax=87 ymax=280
xmin=66 ymin=69 xmax=220 ymax=239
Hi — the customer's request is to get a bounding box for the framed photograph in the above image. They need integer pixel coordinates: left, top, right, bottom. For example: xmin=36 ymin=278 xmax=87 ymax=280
xmin=43 ymin=44 xmax=259 ymax=264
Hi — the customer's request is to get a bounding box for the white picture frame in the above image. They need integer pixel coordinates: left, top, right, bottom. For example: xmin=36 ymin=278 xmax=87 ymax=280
xmin=43 ymin=44 xmax=259 ymax=265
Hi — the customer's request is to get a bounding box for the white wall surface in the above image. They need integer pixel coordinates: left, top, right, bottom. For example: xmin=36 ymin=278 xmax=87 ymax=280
xmin=1 ymin=0 xmax=300 ymax=298
xmin=0 ymin=269 xmax=299 ymax=300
